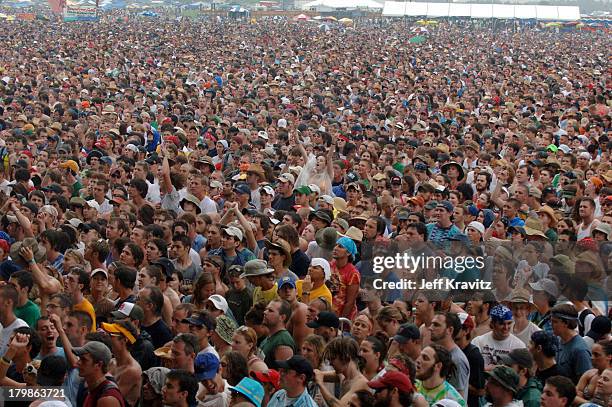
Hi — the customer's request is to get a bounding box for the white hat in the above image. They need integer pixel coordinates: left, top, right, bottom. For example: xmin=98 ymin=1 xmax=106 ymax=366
xmin=278 ymin=173 xmax=295 ymax=184
xmin=223 ymin=226 xmax=243 ymax=242
xmin=86 ymin=200 xmax=101 ymax=211
xmin=277 ymin=118 xmax=288 ymax=128
xmin=40 ymin=205 xmax=58 ymax=218
xmin=558 ymin=144 xmax=572 ymax=154
xmin=261 ymin=185 xmax=275 ymax=198
xmin=318 ymin=195 xmax=334 ymax=205
xmin=125 ymin=144 xmax=139 ymax=153
xmin=308 ymin=184 xmax=321 ymax=195
xmin=258 ymin=131 xmax=269 ymax=140
xmin=207 ymin=294 xmax=229 ymax=313
xmin=310 ymin=258 xmax=331 ymax=281
xmin=467 ymin=221 xmax=485 ymax=236
xmin=91 ymin=268 xmax=109 ymax=279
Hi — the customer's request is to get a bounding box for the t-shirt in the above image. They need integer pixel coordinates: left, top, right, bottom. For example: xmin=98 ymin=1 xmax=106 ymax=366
xmin=253 ymin=283 xmax=279 ymax=306
xmin=0 ymin=317 xmax=28 ymax=355
xmin=291 ymin=249 xmax=311 ymax=278
xmin=272 ymin=193 xmax=296 ymax=211
xmin=302 ymin=282 xmax=333 ymax=306
xmin=143 ymin=318 xmax=174 ymax=349
xmin=226 ymin=287 xmax=253 ymax=326
xmin=462 ymin=343 xmax=485 ymax=407
xmin=260 ymin=329 xmax=296 ymax=369
xmin=15 ymin=299 xmax=41 ymax=328
xmin=74 ymin=298 xmax=97 ymax=332
xmin=426 ymin=222 xmax=461 ymax=249
xmin=415 ymin=380 xmax=466 ymax=407
xmin=330 ymin=261 xmax=360 ymax=319
xmin=512 ymin=321 xmax=541 ymax=346
xmin=449 ymin=345 xmax=470 ymax=400
xmin=557 ymin=334 xmax=592 ymax=384
xmin=197 ymin=380 xmax=231 ymax=407
xmin=471 ymin=332 xmax=526 ymax=366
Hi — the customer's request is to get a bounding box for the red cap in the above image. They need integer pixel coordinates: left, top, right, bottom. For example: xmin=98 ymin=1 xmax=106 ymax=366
xmin=95 ymin=140 xmax=108 ymax=149
xmin=367 ymin=371 xmax=414 ymax=393
xmin=338 ymin=135 xmax=349 ymax=142
xmin=20 ymin=150 xmax=33 ymax=159
xmin=251 ymin=369 xmax=281 ymax=391
xmin=165 ymin=135 xmax=179 ymax=146
xmin=605 ymin=195 xmax=612 ymax=202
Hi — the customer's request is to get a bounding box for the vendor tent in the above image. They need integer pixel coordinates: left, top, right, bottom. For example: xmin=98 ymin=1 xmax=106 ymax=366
xmin=382 ymin=2 xmax=580 ymax=21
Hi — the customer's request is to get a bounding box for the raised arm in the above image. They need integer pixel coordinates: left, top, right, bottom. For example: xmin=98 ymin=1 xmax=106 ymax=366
xmin=232 ymin=204 xmax=257 ymax=252
xmin=326 ymin=134 xmax=336 ymax=179
xmin=20 ymin=246 xmax=61 ymax=296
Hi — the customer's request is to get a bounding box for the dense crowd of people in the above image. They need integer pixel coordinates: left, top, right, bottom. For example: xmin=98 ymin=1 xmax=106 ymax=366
xmin=0 ymin=10 xmax=610 ymax=407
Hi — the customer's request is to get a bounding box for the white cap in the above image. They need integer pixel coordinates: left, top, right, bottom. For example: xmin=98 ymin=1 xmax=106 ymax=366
xmin=207 ymin=294 xmax=229 ymax=313
xmin=40 ymin=205 xmax=58 ymax=218
xmin=318 ymin=195 xmax=334 ymax=205
xmin=261 ymin=185 xmax=275 ymax=198
xmin=277 ymin=118 xmax=288 ymax=128
xmin=258 ymin=131 xmax=269 ymax=140
xmin=223 ymin=226 xmax=243 ymax=242
xmin=308 ymin=184 xmax=321 ymax=195
xmin=467 ymin=221 xmax=485 ymax=236
xmin=86 ymin=200 xmax=101 ymax=211
xmin=278 ymin=173 xmax=295 ymax=184
xmin=310 ymin=258 xmax=331 ymax=281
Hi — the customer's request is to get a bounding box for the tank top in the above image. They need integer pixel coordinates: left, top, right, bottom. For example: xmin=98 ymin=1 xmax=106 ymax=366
xmin=83 ymin=379 xmax=126 ymax=407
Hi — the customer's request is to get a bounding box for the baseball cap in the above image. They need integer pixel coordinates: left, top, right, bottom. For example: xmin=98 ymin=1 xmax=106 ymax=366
xmin=60 ymin=160 xmax=79 ymax=173
xmin=101 ymin=321 xmax=137 ymax=344
xmin=234 ymin=182 xmax=251 ymax=196
xmin=72 ymin=341 xmax=112 ymax=366
xmin=111 ymin=302 xmax=144 ymax=322
xmin=151 ymin=258 xmax=175 ymax=279
xmin=306 ymin=311 xmax=340 ymax=329
xmin=500 ymin=348 xmax=534 ymax=369
xmin=586 ymin=316 xmax=612 ymax=342
xmin=294 ymin=185 xmax=312 ymax=195
xmin=393 ymin=323 xmax=420 ymax=343
xmin=529 ymin=278 xmax=559 ymax=297
xmin=91 ymin=268 xmax=108 ymax=280
xmin=367 ymin=371 xmax=415 ymax=393
xmin=275 ymin=356 xmax=314 ymax=380
xmin=194 ymin=352 xmax=220 ymax=381
xmin=260 ymin=185 xmax=275 ymax=198
xmin=278 ymin=173 xmax=295 ymax=184
xmin=436 ymin=200 xmax=454 ymax=213
xmin=278 ymin=276 xmax=297 ymax=289
xmin=183 ymin=311 xmax=216 ymax=331
xmin=250 ymin=369 xmax=281 ymax=391
xmin=222 ymin=226 xmax=243 ymax=242
xmin=207 ymin=294 xmax=229 ymax=313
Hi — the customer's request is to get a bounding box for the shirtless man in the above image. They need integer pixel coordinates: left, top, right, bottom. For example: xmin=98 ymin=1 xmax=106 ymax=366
xmin=102 ymin=320 xmax=143 ymax=407
xmin=278 ymin=276 xmax=311 ymax=349
xmin=314 ymin=337 xmax=369 ymax=406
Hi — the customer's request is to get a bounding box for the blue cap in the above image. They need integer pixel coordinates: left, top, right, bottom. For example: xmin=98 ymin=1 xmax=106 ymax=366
xmin=508 ymin=217 xmax=525 ymax=228
xmin=195 ymin=352 xmax=220 ymax=381
xmin=436 ymin=200 xmax=454 ymax=213
xmin=336 ymin=236 xmax=357 ymax=257
xmin=233 ymin=182 xmax=251 ymax=195
xmin=467 ymin=204 xmax=480 ymax=217
xmin=229 ymin=377 xmax=264 ymax=407
xmin=278 ymin=276 xmax=296 ymax=289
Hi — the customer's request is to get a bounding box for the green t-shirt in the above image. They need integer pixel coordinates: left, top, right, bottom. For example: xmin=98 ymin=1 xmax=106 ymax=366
xmin=15 ymin=299 xmax=41 ymax=328
xmin=260 ymin=329 xmax=296 ymax=369
xmin=415 ymin=380 xmax=466 ymax=407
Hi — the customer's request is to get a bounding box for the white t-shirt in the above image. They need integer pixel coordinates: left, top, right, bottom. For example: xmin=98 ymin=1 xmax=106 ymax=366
xmin=197 ymin=379 xmax=230 ymax=407
xmin=512 ymin=321 xmax=541 ymax=346
xmin=472 ymin=331 xmax=526 ymax=366
xmin=0 ymin=317 xmax=28 ymax=355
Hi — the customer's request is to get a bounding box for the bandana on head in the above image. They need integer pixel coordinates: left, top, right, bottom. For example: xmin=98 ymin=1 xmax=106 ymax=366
xmin=490 ymin=305 xmax=513 ymax=322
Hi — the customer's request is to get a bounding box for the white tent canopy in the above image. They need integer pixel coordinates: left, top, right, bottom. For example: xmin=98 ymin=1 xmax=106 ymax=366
xmin=382 ymin=2 xmax=580 ymax=20
xmin=303 ymin=0 xmax=383 ymax=10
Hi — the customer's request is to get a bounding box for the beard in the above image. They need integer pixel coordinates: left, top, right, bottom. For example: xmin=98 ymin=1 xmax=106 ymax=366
xmin=416 ymin=365 xmax=435 ymax=381
xmin=373 ymin=394 xmax=392 ymax=407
